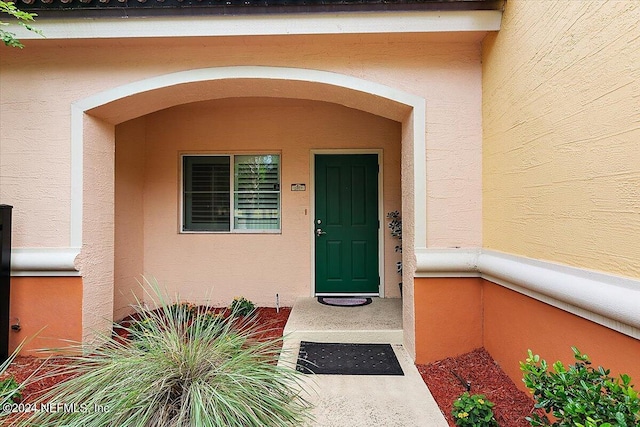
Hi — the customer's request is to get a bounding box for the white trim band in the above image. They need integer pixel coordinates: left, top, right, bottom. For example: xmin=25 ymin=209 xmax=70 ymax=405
xmin=11 ymin=245 xmax=640 ymax=338
xmin=415 ymin=247 xmax=480 ymax=274
xmin=415 ymin=248 xmax=640 ymax=339
xmin=10 ymin=248 xmax=80 ymax=276
xmin=9 ymin=10 xmax=502 ymax=40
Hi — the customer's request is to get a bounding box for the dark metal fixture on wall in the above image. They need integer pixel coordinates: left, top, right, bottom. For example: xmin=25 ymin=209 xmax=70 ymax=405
xmin=0 ymin=205 xmax=12 ymax=362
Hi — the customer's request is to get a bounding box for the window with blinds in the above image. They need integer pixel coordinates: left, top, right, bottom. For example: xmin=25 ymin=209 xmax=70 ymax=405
xmin=182 ymin=154 xmax=280 ymax=232
xmin=183 ymin=156 xmax=231 ymax=231
xmin=234 ymin=155 xmax=280 ymax=230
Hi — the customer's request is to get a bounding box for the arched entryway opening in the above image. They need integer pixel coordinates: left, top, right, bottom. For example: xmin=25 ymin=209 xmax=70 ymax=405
xmin=71 ymin=67 xmax=426 ymax=354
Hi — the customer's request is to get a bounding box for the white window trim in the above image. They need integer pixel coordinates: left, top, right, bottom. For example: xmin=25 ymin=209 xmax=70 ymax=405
xmin=179 ymin=152 xmax=282 ymax=234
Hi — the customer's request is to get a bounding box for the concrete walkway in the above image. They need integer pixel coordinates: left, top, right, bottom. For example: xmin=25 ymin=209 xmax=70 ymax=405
xmin=280 ymin=298 xmax=448 ymax=427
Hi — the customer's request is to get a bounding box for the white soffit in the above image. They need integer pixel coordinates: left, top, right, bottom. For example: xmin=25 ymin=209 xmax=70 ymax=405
xmin=11 ymin=10 xmax=502 ymax=40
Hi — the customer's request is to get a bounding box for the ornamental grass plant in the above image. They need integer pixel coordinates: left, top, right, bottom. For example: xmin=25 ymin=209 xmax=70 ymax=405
xmin=14 ymin=283 xmax=311 ymax=427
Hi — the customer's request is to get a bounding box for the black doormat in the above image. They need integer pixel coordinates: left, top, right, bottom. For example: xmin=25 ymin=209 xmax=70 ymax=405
xmin=317 ymin=297 xmax=372 ymax=307
xmin=296 ymin=341 xmax=404 ymax=376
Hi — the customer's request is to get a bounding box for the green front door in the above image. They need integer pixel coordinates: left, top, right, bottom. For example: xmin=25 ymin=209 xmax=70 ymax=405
xmin=315 ymin=154 xmax=379 ymax=295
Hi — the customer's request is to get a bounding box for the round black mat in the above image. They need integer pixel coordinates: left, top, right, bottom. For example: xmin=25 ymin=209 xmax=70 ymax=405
xmin=317 ymin=297 xmax=372 ymax=307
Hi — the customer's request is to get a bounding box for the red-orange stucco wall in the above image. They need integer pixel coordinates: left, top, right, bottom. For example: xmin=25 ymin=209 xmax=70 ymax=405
xmin=414 ymin=277 xmax=484 ymax=364
xmin=415 ymin=277 xmax=640 ymax=391
xmin=482 ymin=281 xmax=640 ymax=394
xmin=9 ymin=277 xmax=83 ymax=355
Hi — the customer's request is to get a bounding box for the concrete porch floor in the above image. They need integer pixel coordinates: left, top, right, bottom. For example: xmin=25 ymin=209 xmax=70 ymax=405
xmin=283 ymin=297 xmax=404 ymax=344
xmin=281 ymin=297 xmax=448 ymax=427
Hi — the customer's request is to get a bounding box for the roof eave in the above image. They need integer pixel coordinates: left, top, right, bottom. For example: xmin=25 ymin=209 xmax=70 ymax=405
xmin=9 ymin=9 xmax=502 ymax=40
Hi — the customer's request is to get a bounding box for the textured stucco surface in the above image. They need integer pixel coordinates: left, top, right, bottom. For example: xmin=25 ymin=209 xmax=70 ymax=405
xmin=114 ymin=98 xmax=402 ymax=311
xmin=9 ymin=277 xmax=83 ymax=354
xmin=413 ymin=277 xmax=640 ymax=394
xmin=1 ymin=33 xmax=484 ymax=344
xmin=75 ymin=116 xmax=116 ymax=341
xmin=483 ymin=280 xmax=640 ymax=394
xmin=482 ymin=0 xmax=640 ymax=279
xmin=114 ymin=118 xmax=146 ymax=320
xmin=0 ymin=33 xmax=483 ymax=250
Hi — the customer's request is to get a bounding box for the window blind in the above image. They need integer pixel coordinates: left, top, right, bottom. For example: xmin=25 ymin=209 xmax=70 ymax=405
xmin=183 ymin=156 xmax=231 ymax=231
xmin=234 ymin=155 xmax=280 ymax=230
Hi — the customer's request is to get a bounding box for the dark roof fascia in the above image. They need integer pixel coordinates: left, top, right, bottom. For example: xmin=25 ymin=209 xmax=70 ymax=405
xmin=18 ymin=0 xmax=505 ymax=19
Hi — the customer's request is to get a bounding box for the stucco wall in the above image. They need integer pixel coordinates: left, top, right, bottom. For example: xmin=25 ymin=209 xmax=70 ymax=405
xmin=483 ymin=280 xmax=640 ymax=395
xmin=114 ymin=98 xmax=402 ymax=310
xmin=414 ymin=277 xmax=640 ymax=394
xmin=414 ymin=277 xmax=483 ymax=363
xmin=0 ymin=33 xmax=483 ymax=251
xmin=0 ymin=61 xmax=72 ymax=247
xmin=114 ymin=118 xmax=146 ymax=320
xmin=1 ymin=33 xmax=484 ymax=345
xmin=482 ymin=0 xmax=640 ymax=278
xmin=9 ymin=277 xmax=83 ymax=354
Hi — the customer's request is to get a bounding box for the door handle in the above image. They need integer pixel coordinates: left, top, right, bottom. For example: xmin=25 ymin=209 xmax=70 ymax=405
xmin=316 ymin=228 xmax=326 ymax=237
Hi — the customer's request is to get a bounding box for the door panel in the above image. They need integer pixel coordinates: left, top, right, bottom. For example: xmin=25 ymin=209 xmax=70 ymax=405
xmin=315 ymin=154 xmax=379 ymax=294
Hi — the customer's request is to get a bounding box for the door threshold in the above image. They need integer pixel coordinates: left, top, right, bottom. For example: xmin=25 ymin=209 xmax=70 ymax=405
xmin=315 ymin=293 xmax=380 ymax=297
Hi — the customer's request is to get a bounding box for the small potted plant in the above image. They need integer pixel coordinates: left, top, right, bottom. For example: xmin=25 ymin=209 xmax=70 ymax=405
xmin=387 ymin=211 xmax=402 ymax=295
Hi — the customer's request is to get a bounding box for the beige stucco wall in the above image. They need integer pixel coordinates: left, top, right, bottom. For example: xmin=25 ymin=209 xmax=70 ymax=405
xmin=1 ymin=33 xmax=484 ymax=346
xmin=0 ymin=57 xmax=72 ymax=247
xmin=482 ymin=0 xmax=640 ymax=279
xmin=113 ymin=98 xmax=402 ymax=311
xmin=114 ymin=118 xmax=146 ymax=320
xmin=1 ymin=33 xmax=482 ymax=250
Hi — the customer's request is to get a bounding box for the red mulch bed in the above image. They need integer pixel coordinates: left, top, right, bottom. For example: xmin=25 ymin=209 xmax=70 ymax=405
xmin=251 ymin=306 xmax=292 ymax=341
xmin=417 ymin=348 xmax=546 ymax=427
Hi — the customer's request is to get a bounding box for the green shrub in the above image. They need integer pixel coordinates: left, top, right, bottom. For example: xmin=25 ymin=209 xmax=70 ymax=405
xmin=186 ymin=311 xmax=226 ymax=337
xmin=452 ymin=392 xmax=498 ymax=427
xmin=128 ymin=316 xmax=154 ymax=339
xmin=0 ymin=339 xmax=33 ymax=415
xmin=16 ymin=286 xmax=311 ymax=427
xmin=521 ymin=347 xmax=640 ymax=427
xmin=0 ymin=377 xmax=22 ymax=403
xmin=230 ymin=296 xmax=256 ymax=317
xmin=166 ymin=301 xmax=198 ymax=318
